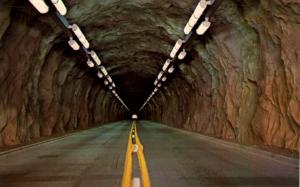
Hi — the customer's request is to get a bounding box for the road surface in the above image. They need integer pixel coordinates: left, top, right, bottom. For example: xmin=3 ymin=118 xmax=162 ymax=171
xmin=0 ymin=120 xmax=298 ymax=187
xmin=0 ymin=121 xmax=130 ymax=187
xmin=138 ymin=121 xmax=299 ymax=187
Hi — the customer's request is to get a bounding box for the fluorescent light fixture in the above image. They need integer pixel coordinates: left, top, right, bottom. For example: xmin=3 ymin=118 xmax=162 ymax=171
xmin=194 ymin=0 xmax=207 ymax=18
xmin=170 ymin=39 xmax=183 ymax=58
xmin=99 ymin=66 xmax=108 ymax=76
xmin=86 ymin=59 xmax=94 ymax=68
xmin=112 ymin=83 xmax=116 ymax=88
xmin=170 ymin=50 xmax=177 ymax=58
xmin=112 ymin=90 xmax=116 ymax=94
xmin=157 ymin=83 xmax=162 ymax=87
xmin=90 ymin=51 xmax=101 ymax=65
xmin=28 ymin=0 xmax=49 ymax=14
xmin=107 ymin=76 xmax=113 ymax=83
xmin=104 ymin=80 xmax=109 ymax=85
xmin=97 ymin=71 xmax=103 ymax=78
xmin=70 ymin=24 xmax=90 ymax=48
xmin=178 ymin=49 xmax=187 ymax=60
xmin=80 ymin=39 xmax=89 ymax=49
xmin=184 ymin=0 xmax=208 ymax=35
xmin=71 ymin=24 xmax=83 ymax=39
xmin=184 ymin=12 xmax=200 ymax=34
xmin=196 ymin=17 xmax=211 ymax=35
xmin=162 ymin=59 xmax=171 ymax=71
xmin=154 ymin=79 xmax=158 ymax=86
xmin=189 ymin=15 xmax=198 ymax=26
xmin=68 ymin=38 xmax=80 ymax=50
xmin=154 ymin=88 xmax=158 ymax=92
xmin=109 ymin=85 xmax=113 ymax=90
xmin=174 ymin=39 xmax=183 ymax=51
xmin=51 ymin=0 xmax=67 ymax=16
xmin=158 ymin=71 xmax=164 ymax=80
xmin=184 ymin=24 xmax=193 ymax=35
xmin=162 ymin=76 xmax=167 ymax=82
xmin=168 ymin=65 xmax=175 ymax=73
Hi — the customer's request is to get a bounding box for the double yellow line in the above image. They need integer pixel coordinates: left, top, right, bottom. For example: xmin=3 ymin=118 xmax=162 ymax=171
xmin=121 ymin=121 xmax=151 ymax=187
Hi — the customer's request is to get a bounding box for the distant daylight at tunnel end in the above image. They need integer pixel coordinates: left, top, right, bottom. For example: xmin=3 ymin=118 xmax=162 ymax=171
xmin=0 ymin=0 xmax=299 ymax=187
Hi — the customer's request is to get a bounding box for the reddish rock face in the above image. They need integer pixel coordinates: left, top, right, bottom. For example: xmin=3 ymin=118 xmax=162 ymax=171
xmin=0 ymin=0 xmax=299 ymax=152
xmin=144 ymin=0 xmax=300 ymax=152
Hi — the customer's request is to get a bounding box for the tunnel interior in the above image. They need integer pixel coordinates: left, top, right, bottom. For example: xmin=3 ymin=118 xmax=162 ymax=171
xmin=0 ymin=0 xmax=299 ymax=153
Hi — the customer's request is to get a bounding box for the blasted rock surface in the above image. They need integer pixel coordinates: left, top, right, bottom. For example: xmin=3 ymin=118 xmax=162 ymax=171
xmin=143 ymin=0 xmax=300 ymax=151
xmin=0 ymin=0 xmax=127 ymax=147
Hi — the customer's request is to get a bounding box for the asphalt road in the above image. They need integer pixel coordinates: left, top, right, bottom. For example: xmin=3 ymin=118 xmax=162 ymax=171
xmin=138 ymin=121 xmax=299 ymax=187
xmin=0 ymin=121 xmax=130 ymax=187
xmin=0 ymin=120 xmax=298 ymax=187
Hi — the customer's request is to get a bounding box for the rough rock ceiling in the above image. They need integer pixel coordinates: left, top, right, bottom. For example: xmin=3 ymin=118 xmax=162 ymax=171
xmin=0 ymin=0 xmax=299 ymax=152
xmin=64 ymin=0 xmax=199 ymax=111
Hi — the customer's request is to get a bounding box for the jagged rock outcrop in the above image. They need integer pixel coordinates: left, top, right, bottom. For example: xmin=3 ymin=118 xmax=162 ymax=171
xmin=0 ymin=0 xmax=299 ymax=152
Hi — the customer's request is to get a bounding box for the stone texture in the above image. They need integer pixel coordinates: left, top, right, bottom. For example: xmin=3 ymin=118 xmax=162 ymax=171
xmin=143 ymin=0 xmax=300 ymax=152
xmin=0 ymin=0 xmax=299 ymax=152
xmin=0 ymin=0 xmax=127 ymax=147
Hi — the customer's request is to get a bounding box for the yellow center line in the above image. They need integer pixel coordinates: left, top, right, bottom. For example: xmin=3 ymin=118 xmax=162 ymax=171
xmin=134 ymin=121 xmax=151 ymax=187
xmin=121 ymin=121 xmax=151 ymax=187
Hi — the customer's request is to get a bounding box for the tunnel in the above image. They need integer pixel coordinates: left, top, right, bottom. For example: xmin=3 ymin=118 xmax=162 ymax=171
xmin=0 ymin=0 xmax=299 ymax=186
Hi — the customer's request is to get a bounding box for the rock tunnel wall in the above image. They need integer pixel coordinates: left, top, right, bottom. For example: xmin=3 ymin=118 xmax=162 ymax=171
xmin=144 ymin=0 xmax=300 ymax=152
xmin=0 ymin=0 xmax=127 ymax=147
xmin=0 ymin=0 xmax=299 ymax=152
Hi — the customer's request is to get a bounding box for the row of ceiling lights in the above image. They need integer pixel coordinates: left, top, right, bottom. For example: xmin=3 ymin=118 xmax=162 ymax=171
xmin=139 ymin=0 xmax=220 ymax=111
xmin=27 ymin=0 xmax=131 ymax=112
